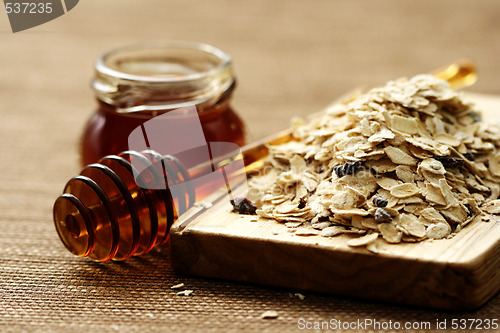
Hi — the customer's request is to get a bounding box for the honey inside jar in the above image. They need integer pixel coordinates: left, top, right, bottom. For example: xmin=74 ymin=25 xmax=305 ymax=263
xmin=81 ymin=41 xmax=246 ymax=168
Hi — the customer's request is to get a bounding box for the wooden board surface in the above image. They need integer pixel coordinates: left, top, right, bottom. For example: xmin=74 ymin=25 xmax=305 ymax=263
xmin=170 ymin=93 xmax=500 ymax=310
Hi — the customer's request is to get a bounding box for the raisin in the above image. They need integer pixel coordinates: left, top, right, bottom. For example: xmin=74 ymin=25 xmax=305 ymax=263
xmin=468 ymin=111 xmax=482 ymax=122
xmin=315 ymin=165 xmax=325 ymax=173
xmin=298 ymin=197 xmax=307 ymax=209
xmin=465 ymin=204 xmax=474 ymax=218
xmin=230 ymin=197 xmax=257 ymax=215
xmin=334 ymin=161 xmax=364 ymax=178
xmin=344 ymin=161 xmax=363 ymax=175
xmin=463 ymin=152 xmax=475 ymax=161
xmin=374 ymin=208 xmax=392 ymax=222
xmin=334 ymin=165 xmax=344 ymax=178
xmin=372 ymin=196 xmax=388 ymax=208
xmin=434 ymin=156 xmax=465 ymax=168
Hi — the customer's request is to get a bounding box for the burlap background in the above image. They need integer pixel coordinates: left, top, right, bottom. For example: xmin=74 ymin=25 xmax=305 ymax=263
xmin=0 ymin=1 xmax=498 ymax=332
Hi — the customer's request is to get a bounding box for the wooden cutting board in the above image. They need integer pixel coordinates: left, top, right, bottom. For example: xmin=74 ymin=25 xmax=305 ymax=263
xmin=169 ymin=93 xmax=500 ymax=310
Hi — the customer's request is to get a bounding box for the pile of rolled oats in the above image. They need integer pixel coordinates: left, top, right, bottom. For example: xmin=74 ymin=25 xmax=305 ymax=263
xmin=246 ymin=74 xmax=500 ymax=249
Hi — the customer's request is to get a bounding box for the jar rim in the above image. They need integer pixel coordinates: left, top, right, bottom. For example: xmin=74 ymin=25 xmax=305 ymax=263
xmin=95 ymin=40 xmax=232 ymax=84
xmin=92 ymin=41 xmax=235 ymax=112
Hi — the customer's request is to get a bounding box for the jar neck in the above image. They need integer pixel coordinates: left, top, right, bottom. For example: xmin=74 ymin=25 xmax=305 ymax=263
xmin=92 ymin=41 xmax=235 ymax=114
xmin=96 ymin=80 xmax=236 ymax=117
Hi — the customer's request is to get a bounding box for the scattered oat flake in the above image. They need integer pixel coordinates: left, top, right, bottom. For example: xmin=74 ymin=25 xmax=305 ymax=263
xmin=434 ymin=133 xmax=461 ymax=147
xmin=261 ymin=310 xmax=279 ymax=319
xmin=426 ymin=223 xmax=451 ymax=239
xmin=194 ymin=201 xmax=213 ymax=209
xmin=376 ymin=177 xmax=400 ymax=190
xmin=347 ymin=233 xmax=379 ymax=247
xmin=321 ymin=226 xmax=346 ymax=237
xmin=312 ymin=221 xmax=332 ymax=230
xmin=384 ymin=146 xmax=418 ymax=166
xmin=390 ymin=183 xmax=420 ymax=198
xmin=285 ymin=222 xmax=303 ymax=228
xmin=399 ymin=214 xmax=426 ymax=238
xmin=367 ymin=242 xmax=379 ymax=254
xmin=295 ymin=229 xmax=319 ymax=236
xmin=483 ymin=200 xmax=500 ymax=214
xmin=391 ymin=115 xmax=419 ymax=134
xmin=379 ymin=223 xmax=402 ymax=243
xmin=294 ymin=293 xmax=306 ymax=301
xmin=171 ymin=283 xmax=185 ymax=290
xmin=176 ymin=290 xmax=193 ymax=296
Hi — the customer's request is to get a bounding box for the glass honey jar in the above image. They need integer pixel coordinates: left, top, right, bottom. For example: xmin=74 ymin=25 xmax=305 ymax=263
xmin=53 ymin=41 xmax=247 ymax=261
xmin=81 ymin=41 xmax=246 ymax=167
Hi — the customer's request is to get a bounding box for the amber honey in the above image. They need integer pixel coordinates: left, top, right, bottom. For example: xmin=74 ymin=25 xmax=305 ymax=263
xmin=82 ymin=99 xmax=245 ymax=167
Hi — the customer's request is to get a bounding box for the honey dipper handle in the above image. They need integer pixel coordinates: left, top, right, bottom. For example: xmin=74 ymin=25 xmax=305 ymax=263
xmin=432 ymin=59 xmax=477 ymax=90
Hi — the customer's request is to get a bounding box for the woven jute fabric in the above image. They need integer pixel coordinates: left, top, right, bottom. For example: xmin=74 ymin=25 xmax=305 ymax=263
xmin=0 ymin=1 xmax=498 ymax=332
